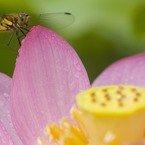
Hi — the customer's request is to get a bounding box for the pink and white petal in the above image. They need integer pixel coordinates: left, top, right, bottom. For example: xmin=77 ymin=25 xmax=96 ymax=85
xmin=92 ymin=53 xmax=145 ymax=87
xmin=10 ymin=26 xmax=90 ymax=145
xmin=120 ymin=143 xmax=145 ymax=145
xmin=0 ymin=120 xmax=16 ymax=145
xmin=0 ymin=73 xmax=11 ymax=94
xmin=0 ymin=73 xmax=22 ymax=145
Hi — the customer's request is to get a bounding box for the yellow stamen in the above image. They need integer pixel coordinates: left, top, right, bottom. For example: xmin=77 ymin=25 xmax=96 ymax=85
xmin=38 ymin=106 xmax=88 ymax=145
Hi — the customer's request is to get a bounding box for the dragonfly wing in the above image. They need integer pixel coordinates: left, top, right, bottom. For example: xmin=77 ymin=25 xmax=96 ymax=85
xmin=37 ymin=12 xmax=75 ymax=30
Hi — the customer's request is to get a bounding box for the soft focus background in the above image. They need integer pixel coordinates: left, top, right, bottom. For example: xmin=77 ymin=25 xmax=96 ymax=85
xmin=1 ymin=0 xmax=145 ymax=83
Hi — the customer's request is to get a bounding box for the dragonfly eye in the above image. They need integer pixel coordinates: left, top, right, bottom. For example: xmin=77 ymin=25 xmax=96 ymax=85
xmin=19 ymin=13 xmax=29 ymax=19
xmin=21 ymin=18 xmax=24 ymax=21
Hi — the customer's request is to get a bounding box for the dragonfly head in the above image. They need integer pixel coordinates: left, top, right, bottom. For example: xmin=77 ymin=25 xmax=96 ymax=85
xmin=18 ymin=12 xmax=31 ymax=27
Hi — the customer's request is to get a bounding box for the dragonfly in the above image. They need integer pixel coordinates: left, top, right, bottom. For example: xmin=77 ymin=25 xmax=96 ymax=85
xmin=0 ymin=12 xmax=74 ymax=47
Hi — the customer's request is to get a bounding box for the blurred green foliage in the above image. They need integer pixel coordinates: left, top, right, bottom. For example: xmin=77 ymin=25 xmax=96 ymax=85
xmin=1 ymin=0 xmax=145 ymax=82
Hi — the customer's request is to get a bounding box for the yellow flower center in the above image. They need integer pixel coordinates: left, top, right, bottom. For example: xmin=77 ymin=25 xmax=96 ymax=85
xmin=37 ymin=106 xmax=88 ymax=145
xmin=38 ymin=85 xmax=145 ymax=145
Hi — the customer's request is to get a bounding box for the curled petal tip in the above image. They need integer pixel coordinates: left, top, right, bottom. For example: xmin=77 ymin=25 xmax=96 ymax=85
xmin=93 ymin=53 xmax=145 ymax=87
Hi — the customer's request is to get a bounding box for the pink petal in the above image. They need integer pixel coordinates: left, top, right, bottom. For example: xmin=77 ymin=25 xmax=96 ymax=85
xmin=120 ymin=143 xmax=145 ymax=145
xmin=0 ymin=120 xmax=15 ymax=145
xmin=10 ymin=26 xmax=90 ymax=145
xmin=0 ymin=73 xmax=22 ymax=145
xmin=92 ymin=53 xmax=145 ymax=87
xmin=0 ymin=73 xmax=11 ymax=94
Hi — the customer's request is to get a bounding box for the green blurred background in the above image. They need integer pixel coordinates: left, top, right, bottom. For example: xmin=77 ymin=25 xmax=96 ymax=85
xmin=1 ymin=0 xmax=145 ymax=83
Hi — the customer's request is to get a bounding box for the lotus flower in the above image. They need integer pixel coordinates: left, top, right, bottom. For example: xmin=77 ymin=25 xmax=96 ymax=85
xmin=0 ymin=26 xmax=145 ymax=145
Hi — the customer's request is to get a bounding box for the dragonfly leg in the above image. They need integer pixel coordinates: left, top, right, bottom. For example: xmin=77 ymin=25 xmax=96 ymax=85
xmin=16 ymin=30 xmax=21 ymax=46
xmin=21 ymin=27 xmax=30 ymax=32
xmin=19 ymin=28 xmax=26 ymax=36
xmin=7 ymin=31 xmax=15 ymax=47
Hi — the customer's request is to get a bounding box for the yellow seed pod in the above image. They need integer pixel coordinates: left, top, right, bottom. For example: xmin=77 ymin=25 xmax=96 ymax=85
xmin=76 ymin=86 xmax=145 ymax=145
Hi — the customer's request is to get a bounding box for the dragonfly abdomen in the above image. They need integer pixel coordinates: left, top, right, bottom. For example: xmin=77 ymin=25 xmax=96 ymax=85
xmin=0 ymin=15 xmax=18 ymax=31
